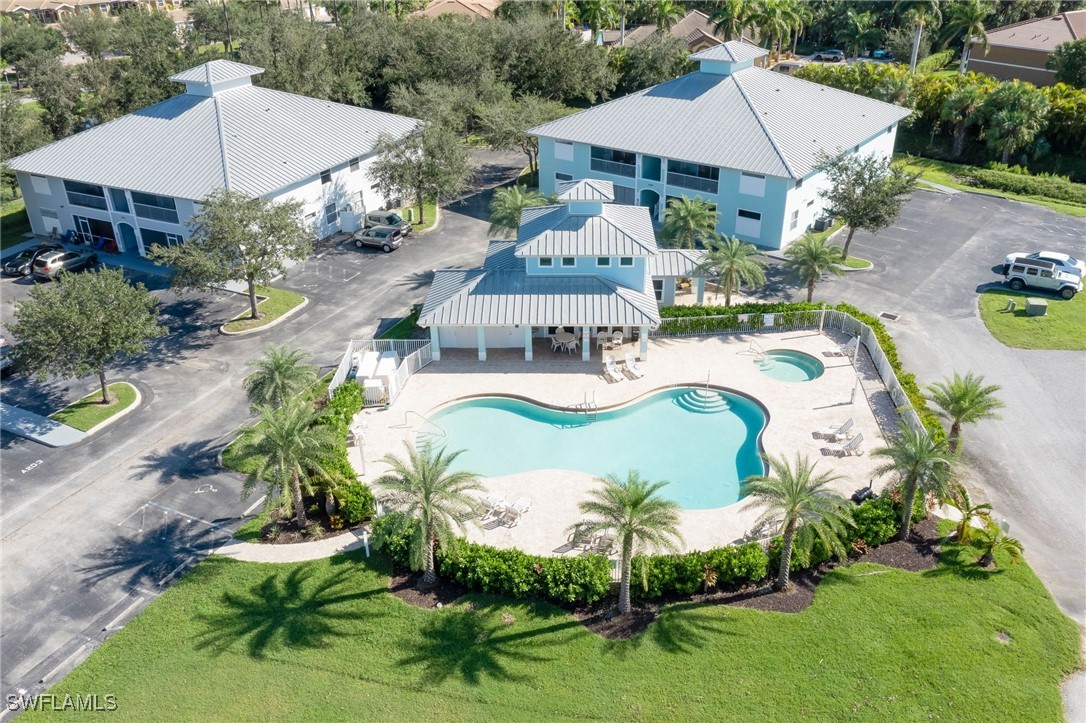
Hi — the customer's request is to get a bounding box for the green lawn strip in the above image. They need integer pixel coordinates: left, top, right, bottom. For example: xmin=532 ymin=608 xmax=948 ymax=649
xmin=36 ymin=532 xmax=1078 ymax=721
xmin=48 ymin=382 xmax=138 ymax=432
xmin=978 ymin=289 xmax=1085 ymax=351
xmin=807 ymin=218 xmax=845 ymax=245
xmin=839 ymin=255 xmax=872 ymax=269
xmin=379 ymin=307 xmax=422 ymax=340
xmin=222 ymin=286 xmax=305 ymax=333
xmin=1 ymin=198 xmax=32 ymax=249
xmin=233 ymin=510 xmax=268 ymax=542
xmin=393 ymin=198 xmax=439 ymax=233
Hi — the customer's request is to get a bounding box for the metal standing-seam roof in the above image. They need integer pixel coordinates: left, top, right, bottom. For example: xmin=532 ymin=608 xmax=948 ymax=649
xmin=516 ymin=204 xmax=658 ymax=257
xmin=418 ymin=270 xmax=661 ymax=327
xmin=482 ymin=241 xmax=524 ymax=270
xmin=689 ymin=40 xmax=769 ymax=63
xmin=169 ymin=60 xmax=265 ymax=85
xmin=556 ymin=178 xmax=615 ymax=202
xmin=530 ymin=65 xmax=912 ymax=180
xmin=647 ymin=249 xmax=709 ymax=277
xmin=8 ymin=63 xmax=418 ymax=200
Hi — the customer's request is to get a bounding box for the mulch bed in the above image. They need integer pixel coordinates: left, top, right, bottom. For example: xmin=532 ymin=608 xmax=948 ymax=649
xmin=855 ymin=515 xmax=941 ymax=572
xmin=572 ymin=602 xmax=661 ymax=639
xmin=389 ymin=572 xmax=469 ymax=609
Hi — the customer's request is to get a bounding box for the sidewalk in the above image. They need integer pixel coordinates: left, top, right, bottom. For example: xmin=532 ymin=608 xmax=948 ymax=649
xmin=0 ymin=402 xmax=86 ymax=447
xmin=214 ymin=527 xmax=369 ymax=563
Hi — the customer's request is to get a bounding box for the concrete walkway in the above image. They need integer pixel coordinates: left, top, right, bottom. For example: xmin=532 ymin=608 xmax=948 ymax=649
xmin=214 ymin=527 xmax=369 ymax=563
xmin=916 ymin=179 xmax=960 ymax=195
xmin=0 ymin=402 xmax=86 ymax=447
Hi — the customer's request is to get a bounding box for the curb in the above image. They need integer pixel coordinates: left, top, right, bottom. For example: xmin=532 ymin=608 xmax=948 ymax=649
xmin=406 ymin=203 xmax=443 ymax=237
xmin=219 ymin=295 xmax=309 ymax=336
xmin=80 ymin=382 xmax=143 ymax=437
xmin=835 ymin=260 xmax=874 ymax=273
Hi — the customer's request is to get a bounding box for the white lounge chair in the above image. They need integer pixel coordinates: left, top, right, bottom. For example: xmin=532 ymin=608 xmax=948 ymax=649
xmin=827 ymin=433 xmax=865 ymax=457
xmin=479 ymin=493 xmax=507 ymax=521
xmin=819 ymin=418 xmax=854 ymax=441
xmin=623 ymin=352 xmax=644 ymax=379
xmin=604 ymin=355 xmax=624 ymax=383
xmin=502 ymin=497 xmax=532 ymax=526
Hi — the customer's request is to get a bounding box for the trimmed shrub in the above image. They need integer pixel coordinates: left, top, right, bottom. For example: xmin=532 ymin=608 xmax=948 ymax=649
xmin=852 ymin=494 xmax=899 ymax=546
xmin=323 ymin=381 xmax=364 ymax=437
xmin=963 ymin=167 xmax=1086 ymax=205
xmin=915 ymin=50 xmax=953 ymax=74
xmin=370 ymin=511 xmax=417 ymax=569
xmin=337 ymin=481 xmax=376 ymax=525
xmin=630 ymin=543 xmax=769 ymax=600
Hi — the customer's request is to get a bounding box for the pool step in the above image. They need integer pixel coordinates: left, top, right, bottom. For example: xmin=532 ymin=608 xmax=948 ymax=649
xmin=675 ymin=389 xmax=731 ymax=414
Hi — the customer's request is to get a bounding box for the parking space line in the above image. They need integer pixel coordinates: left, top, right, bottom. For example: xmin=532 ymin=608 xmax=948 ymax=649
xmin=157 ymin=556 xmax=195 ymax=587
xmin=144 ymin=500 xmax=233 ymax=533
xmin=243 ymin=495 xmax=267 ymax=516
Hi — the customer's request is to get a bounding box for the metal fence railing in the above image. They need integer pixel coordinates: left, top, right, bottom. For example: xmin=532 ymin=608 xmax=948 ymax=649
xmin=328 ymin=339 xmax=433 ymax=406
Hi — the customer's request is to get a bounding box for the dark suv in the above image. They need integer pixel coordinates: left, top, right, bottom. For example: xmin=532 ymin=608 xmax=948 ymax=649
xmin=3 ymin=244 xmax=63 ymax=277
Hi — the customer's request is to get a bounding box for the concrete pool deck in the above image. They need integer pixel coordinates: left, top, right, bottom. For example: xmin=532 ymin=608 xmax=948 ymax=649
xmin=352 ymin=330 xmax=899 ymax=556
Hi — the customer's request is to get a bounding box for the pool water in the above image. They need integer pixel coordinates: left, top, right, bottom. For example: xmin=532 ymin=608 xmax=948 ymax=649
xmin=755 ymin=350 xmax=825 ymax=382
xmin=424 ymin=388 xmax=766 ymax=510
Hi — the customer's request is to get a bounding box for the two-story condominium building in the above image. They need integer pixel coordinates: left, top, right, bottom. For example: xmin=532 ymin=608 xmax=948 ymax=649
xmin=419 ymin=179 xmax=709 ymax=363
xmin=8 ymin=60 xmax=417 ymax=258
xmin=529 ymin=41 xmax=912 ymax=250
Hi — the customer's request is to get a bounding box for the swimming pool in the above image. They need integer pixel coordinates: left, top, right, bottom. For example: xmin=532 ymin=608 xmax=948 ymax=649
xmin=424 ymin=387 xmax=767 ymax=510
xmin=755 ymin=350 xmax=825 ymax=382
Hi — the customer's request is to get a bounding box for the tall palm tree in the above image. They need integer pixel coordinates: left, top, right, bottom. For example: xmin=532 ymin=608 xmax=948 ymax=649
xmin=783 ymin=234 xmax=846 ymax=302
xmin=836 ymin=10 xmax=881 ymax=61
xmin=244 ymin=346 xmax=319 ymax=410
xmin=872 ymin=422 xmax=955 ymax=540
xmin=695 ymin=235 xmax=767 ymax=307
xmin=575 ymin=470 xmax=683 ymax=615
xmin=946 ymin=482 xmax=992 ymax=544
xmin=646 ymin=0 xmax=684 ymax=34
xmin=711 ymin=0 xmax=749 ymax=41
xmin=580 ymin=0 xmax=618 ymax=34
xmin=946 ymin=0 xmax=995 ymax=74
xmin=376 ymin=442 xmax=484 ymax=586
xmin=750 ymin=0 xmax=792 ymax=62
xmin=243 ymin=400 xmax=340 ymax=529
xmin=487 ymin=185 xmax=550 ymax=239
xmin=925 ymin=371 xmax=1004 ymax=453
xmin=894 ymin=0 xmax=942 ymax=73
xmin=743 ymin=454 xmax=853 ymax=591
xmin=941 ymin=82 xmax=986 ymax=158
xmin=660 ymin=195 xmax=718 ymax=249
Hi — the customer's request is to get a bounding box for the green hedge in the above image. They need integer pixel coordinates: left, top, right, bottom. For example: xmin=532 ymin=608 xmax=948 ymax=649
xmin=963 ymin=167 xmax=1086 ymax=205
xmin=630 ymin=543 xmax=768 ymax=599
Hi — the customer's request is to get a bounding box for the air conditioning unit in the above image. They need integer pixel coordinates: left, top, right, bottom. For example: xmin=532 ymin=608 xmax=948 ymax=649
xmin=813 ymin=216 xmax=833 ymax=232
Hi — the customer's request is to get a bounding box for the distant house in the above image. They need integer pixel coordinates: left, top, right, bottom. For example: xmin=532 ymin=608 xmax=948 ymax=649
xmin=412 ymin=0 xmax=501 ymax=20
xmin=967 ymin=10 xmax=1085 ymax=86
xmin=8 ymin=60 xmax=417 ymax=257
xmin=418 ymin=180 xmax=708 ymax=362
xmin=530 ymin=41 xmax=911 ymax=251
xmin=1 ymin=0 xmax=192 ymax=35
xmin=603 ymin=9 xmax=758 ymax=54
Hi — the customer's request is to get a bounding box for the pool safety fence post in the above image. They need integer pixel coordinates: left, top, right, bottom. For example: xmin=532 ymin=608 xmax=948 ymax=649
xmin=850 ymin=374 xmax=861 ymax=405
xmin=523 ymin=325 xmax=533 ymax=361
xmin=582 ymin=326 xmax=590 ymax=362
xmin=477 ymin=326 xmax=487 ymax=362
xmin=851 ymin=332 xmax=861 ymax=366
xmin=639 ymin=325 xmax=649 ymax=359
xmin=819 ymin=304 xmax=826 ymax=334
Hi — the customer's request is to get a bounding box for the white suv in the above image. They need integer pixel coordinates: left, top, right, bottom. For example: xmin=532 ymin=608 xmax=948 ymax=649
xmin=1004 ymin=258 xmax=1081 ymax=299
xmin=1003 ymin=251 xmax=1085 ymax=278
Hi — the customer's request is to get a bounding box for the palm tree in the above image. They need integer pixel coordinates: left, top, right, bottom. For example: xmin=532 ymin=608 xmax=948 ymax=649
xmin=925 ymin=371 xmax=1004 ymax=453
xmin=487 ymin=185 xmax=550 ymax=239
xmin=646 ymin=0 xmax=684 ymax=34
xmin=660 ymin=195 xmax=718 ymax=249
xmin=894 ymin=0 xmax=942 ymax=73
xmin=376 ymin=442 xmax=484 ymax=586
xmin=872 ymin=422 xmax=955 ymax=540
xmin=782 ymin=234 xmax=846 ymax=303
xmin=974 ymin=521 xmax=1024 ymax=568
xmin=574 ymin=470 xmax=683 ymax=615
xmin=244 ymin=346 xmax=319 ymax=410
xmin=695 ymin=235 xmax=767 ymax=307
xmin=946 ymin=0 xmax=995 ymax=74
xmin=836 ymin=10 xmax=881 ymax=61
xmin=711 ymin=0 xmax=749 ymax=41
xmin=941 ymin=82 xmax=986 ymax=158
xmin=751 ymin=0 xmax=793 ymax=62
xmin=743 ymin=454 xmax=853 ymax=591
xmin=985 ymin=105 xmax=1048 ymax=164
xmin=945 ymin=482 xmax=992 ymax=544
xmin=243 ymin=400 xmax=340 ymax=529
xmin=580 ymin=0 xmax=618 ymax=34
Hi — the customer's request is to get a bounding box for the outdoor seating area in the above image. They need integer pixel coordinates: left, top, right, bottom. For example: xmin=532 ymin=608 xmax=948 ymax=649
xmin=476 ymin=493 xmax=534 ymax=527
xmin=816 ymin=417 xmax=865 ymax=456
xmin=602 ymin=353 xmax=644 ymax=383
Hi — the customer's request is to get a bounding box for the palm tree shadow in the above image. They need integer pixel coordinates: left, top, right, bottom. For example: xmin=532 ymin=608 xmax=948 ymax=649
xmin=79 ymin=520 xmax=225 ymax=589
xmin=650 ymin=602 xmax=737 ymax=654
xmin=131 ymin=437 xmax=224 ymax=485
xmin=194 ymin=567 xmax=385 ymax=659
xmin=921 ymin=554 xmax=1003 ymax=581
xmin=396 ymin=600 xmax=585 ymax=686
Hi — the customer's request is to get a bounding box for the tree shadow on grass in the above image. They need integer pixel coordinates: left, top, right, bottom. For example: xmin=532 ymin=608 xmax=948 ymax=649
xmin=921 ymin=545 xmax=1005 ymax=582
xmin=194 ymin=566 xmax=385 ymax=659
xmin=600 ymin=602 xmax=737 ymax=659
xmin=397 ymin=600 xmax=586 ymax=686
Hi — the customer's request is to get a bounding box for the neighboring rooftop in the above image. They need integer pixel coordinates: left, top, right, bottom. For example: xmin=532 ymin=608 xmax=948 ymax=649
xmin=412 ymin=0 xmax=501 ymax=19
xmin=603 ymin=10 xmax=757 ymax=50
xmin=980 ymin=10 xmax=1084 ymax=51
xmin=516 ymin=203 xmax=658 ymax=257
xmin=8 ymin=61 xmax=418 ymax=200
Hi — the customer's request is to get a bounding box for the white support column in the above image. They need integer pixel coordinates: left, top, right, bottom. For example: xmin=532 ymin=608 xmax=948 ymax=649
xmin=476 ymin=326 xmax=486 ymax=362
xmin=523 ymin=326 xmax=533 ymax=361
xmin=695 ymin=277 xmax=705 ymax=305
xmin=582 ymin=325 xmax=590 ymax=361
xmin=639 ymin=325 xmax=649 ymax=360
xmin=429 ymin=326 xmax=441 ymax=361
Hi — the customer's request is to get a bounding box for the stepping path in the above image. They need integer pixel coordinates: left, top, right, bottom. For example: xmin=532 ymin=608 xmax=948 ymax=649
xmin=214 ymin=527 xmax=369 ymax=563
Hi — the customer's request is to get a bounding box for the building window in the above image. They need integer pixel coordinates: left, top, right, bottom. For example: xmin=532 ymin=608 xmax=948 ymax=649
xmin=63 ymin=180 xmax=108 ymax=210
xmin=320 ymin=169 xmax=332 ymax=185
xmin=807 ymin=199 xmax=815 ymax=207
xmin=324 ymin=202 xmax=338 ymax=226
xmin=738 ymin=209 xmax=761 ymax=221
xmin=652 ymin=278 xmax=664 ymax=301
xmin=555 ymin=172 xmax=573 ymax=183
xmin=140 ymin=227 xmax=182 ymax=248
xmin=613 ymin=184 xmax=635 ymax=205
xmin=886 ymin=126 xmax=893 ymax=135
xmin=852 ymin=145 xmax=859 ymax=153
xmin=789 ymin=209 xmax=799 ymax=230
xmin=619 ymin=257 xmax=633 ymax=266
xmin=108 ymin=188 xmax=130 ymax=214
xmin=739 ymin=171 xmax=766 ymax=197
xmin=130 ymin=191 xmax=179 ymax=224
xmin=667 ymin=160 xmax=719 ymax=193
xmin=561 ymin=257 xmax=575 ymax=267
xmin=30 ymin=175 xmax=51 ymax=195
xmin=596 ymin=257 xmax=611 ymax=267
xmin=539 ymin=257 xmax=553 ymax=267
xmin=590 ymin=146 xmax=636 ymax=177
xmin=349 ymin=158 xmax=360 ymax=172
xmin=795 ymin=177 xmax=804 ymax=189
xmin=555 ymin=141 xmax=574 ymax=162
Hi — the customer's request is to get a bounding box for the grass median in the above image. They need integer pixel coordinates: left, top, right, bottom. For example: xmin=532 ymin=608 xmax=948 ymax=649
xmin=222 ymin=286 xmax=305 ymax=334
xmin=49 ymin=382 xmax=138 ymax=432
xmin=978 ymin=288 xmax=1085 ymax=351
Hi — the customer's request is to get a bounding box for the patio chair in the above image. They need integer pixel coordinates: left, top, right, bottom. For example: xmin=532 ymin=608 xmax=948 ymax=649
xmin=604 ymin=355 xmax=624 ymax=383
xmin=565 ymin=337 xmax=580 ymax=354
xmin=826 ymin=433 xmax=864 ymax=457
xmin=596 ymin=331 xmax=610 ymax=350
xmin=550 ymin=336 xmax=562 ymax=352
xmin=591 ymin=531 xmax=616 ymax=555
xmin=838 ymin=337 xmax=859 ymax=357
xmin=501 ymin=497 xmax=532 ymax=526
xmin=611 ymin=330 xmax=624 ymax=347
xmin=480 ymin=493 xmax=507 ymax=521
xmin=568 ymin=523 xmax=595 ymax=551
xmin=818 ymin=418 xmax=854 ymax=441
xmin=623 ymin=352 xmax=644 ymax=379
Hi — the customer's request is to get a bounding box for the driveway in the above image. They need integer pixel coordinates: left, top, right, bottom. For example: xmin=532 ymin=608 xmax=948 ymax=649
xmin=0 ymin=149 xmax=525 ymax=701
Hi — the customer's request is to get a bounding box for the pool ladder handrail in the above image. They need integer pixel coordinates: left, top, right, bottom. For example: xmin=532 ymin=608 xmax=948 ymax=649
xmin=575 ymin=392 xmax=597 ymax=422
xmin=398 ymin=410 xmax=447 ymax=440
xmin=748 ymin=340 xmax=769 ymax=363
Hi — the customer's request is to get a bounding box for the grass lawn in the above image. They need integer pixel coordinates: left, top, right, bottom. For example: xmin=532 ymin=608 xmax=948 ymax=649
xmin=393 ymin=198 xmax=439 ymax=233
xmin=840 ymin=255 xmax=872 ymax=269
xmin=807 ymin=218 xmax=845 ymax=245
xmin=379 ymin=306 xmax=422 ymax=340
xmin=978 ymin=288 xmax=1086 ymax=351
xmin=233 ymin=510 xmax=268 ymax=542
xmin=1 ymin=198 xmax=32 ymax=249
xmin=33 ymin=535 xmax=1079 ymax=720
xmin=895 ymin=156 xmax=1086 ymax=218
xmin=49 ymin=382 xmax=138 ymax=432
xmin=222 ymin=286 xmax=305 ymax=333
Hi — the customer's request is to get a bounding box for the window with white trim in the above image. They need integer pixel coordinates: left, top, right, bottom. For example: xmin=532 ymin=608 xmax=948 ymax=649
xmin=324 ymin=202 xmax=338 ymax=225
xmin=739 ymin=172 xmax=766 ymax=197
xmin=539 ymin=257 xmax=553 ymax=267
xmin=619 ymin=257 xmax=633 ymax=266
xmin=561 ymin=257 xmax=575 ymax=267
xmin=596 ymin=257 xmax=611 ymax=267
xmin=320 ymin=169 xmax=331 ymax=185
xmin=735 ymin=208 xmax=762 ymax=238
xmin=789 ymin=209 xmax=799 ymax=230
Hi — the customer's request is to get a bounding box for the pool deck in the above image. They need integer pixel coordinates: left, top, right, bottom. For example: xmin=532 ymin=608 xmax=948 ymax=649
xmin=352 ymin=330 xmax=899 ymax=557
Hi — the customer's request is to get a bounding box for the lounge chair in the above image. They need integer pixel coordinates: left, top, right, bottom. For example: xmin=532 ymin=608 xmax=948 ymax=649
xmin=826 ymin=433 xmax=865 ymax=457
xmin=501 ymin=497 xmax=532 ymax=526
xmin=479 ymin=493 xmax=507 ymax=521
xmin=604 ymin=355 xmax=624 ymax=383
xmin=567 ymin=523 xmax=595 ymax=551
xmin=611 ymin=330 xmax=624 ymax=347
xmin=838 ymin=337 xmax=859 ymax=357
xmin=591 ymin=531 xmax=616 ymax=555
xmin=623 ymin=352 xmax=644 ymax=379
xmin=818 ymin=418 xmax=854 ymax=441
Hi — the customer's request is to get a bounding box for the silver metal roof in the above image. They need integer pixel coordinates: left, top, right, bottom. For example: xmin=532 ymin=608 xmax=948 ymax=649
xmin=169 ymin=60 xmax=264 ymax=85
xmin=418 ymin=269 xmax=661 ymax=327
xmin=648 ymin=249 xmax=709 ymax=277
xmin=530 ymin=66 xmax=912 ymax=179
xmin=689 ymin=40 xmax=768 ymax=63
xmin=9 ymin=73 xmax=418 ymax=200
xmin=482 ymin=241 xmax=524 ymax=270
xmin=556 ymin=178 xmax=614 ymax=202
xmin=516 ymin=204 xmax=658 ymax=257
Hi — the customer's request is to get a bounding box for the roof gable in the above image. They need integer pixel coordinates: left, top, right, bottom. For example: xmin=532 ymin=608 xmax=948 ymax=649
xmin=169 ymin=60 xmax=264 ymax=85
xmin=690 ymin=40 xmax=768 ymax=63
xmin=515 ymin=204 xmax=658 ymax=257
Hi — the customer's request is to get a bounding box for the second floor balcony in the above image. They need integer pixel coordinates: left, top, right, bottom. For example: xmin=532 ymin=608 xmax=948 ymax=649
xmin=590 ymin=157 xmax=636 ymax=178
xmin=666 ymin=171 xmax=718 ymax=194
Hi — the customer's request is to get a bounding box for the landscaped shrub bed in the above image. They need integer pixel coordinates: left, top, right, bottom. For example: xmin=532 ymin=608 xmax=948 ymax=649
xmin=630 ymin=543 xmax=768 ymax=600
xmin=962 ymin=166 xmax=1086 ymax=205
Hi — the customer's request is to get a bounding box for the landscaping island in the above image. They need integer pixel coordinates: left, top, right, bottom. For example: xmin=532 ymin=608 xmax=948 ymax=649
xmin=49 ymin=382 xmax=139 ymax=432
xmin=222 ymin=286 xmax=306 ymax=334
xmin=978 ymin=289 xmax=1085 ymax=351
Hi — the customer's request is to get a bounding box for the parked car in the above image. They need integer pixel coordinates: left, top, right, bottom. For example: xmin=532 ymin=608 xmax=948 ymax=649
xmin=812 ymin=49 xmax=845 ymax=62
xmin=363 ymin=210 xmax=412 ymax=237
xmin=772 ymin=60 xmax=807 ymax=75
xmin=872 ymin=49 xmax=893 ymax=60
xmin=2 ymin=244 xmax=63 ymax=277
xmin=0 ymin=331 xmax=14 ymax=377
xmin=31 ymin=247 xmax=99 ymax=280
xmin=353 ymin=226 xmax=403 ymax=253
xmin=1003 ymin=251 xmax=1085 ymax=278
xmin=1003 ymin=258 xmax=1081 ymax=299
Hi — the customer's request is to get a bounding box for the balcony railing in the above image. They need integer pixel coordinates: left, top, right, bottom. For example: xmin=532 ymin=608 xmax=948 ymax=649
xmin=590 ymin=158 xmax=636 ymax=178
xmin=666 ymin=172 xmax=718 ymax=194
xmin=66 ymin=192 xmax=108 ymax=211
xmin=133 ymin=204 xmax=180 ymax=224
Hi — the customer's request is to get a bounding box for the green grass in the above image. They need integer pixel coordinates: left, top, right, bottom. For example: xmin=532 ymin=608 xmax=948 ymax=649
xmin=233 ymin=510 xmax=269 ymax=542
xmin=978 ymin=288 xmax=1086 ymax=351
xmin=393 ymin=198 xmax=439 ymax=233
xmin=840 ymin=255 xmax=872 ymax=269
xmin=895 ymin=156 xmax=1086 ymax=218
xmin=806 ymin=218 xmax=845 ymax=245
xmin=379 ymin=306 xmax=422 ymax=340
xmin=222 ymin=286 xmax=306 ymax=333
xmin=49 ymin=382 xmax=138 ymax=432
xmin=32 ymin=535 xmax=1078 ymax=720
xmin=1 ymin=198 xmax=32 ymax=249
